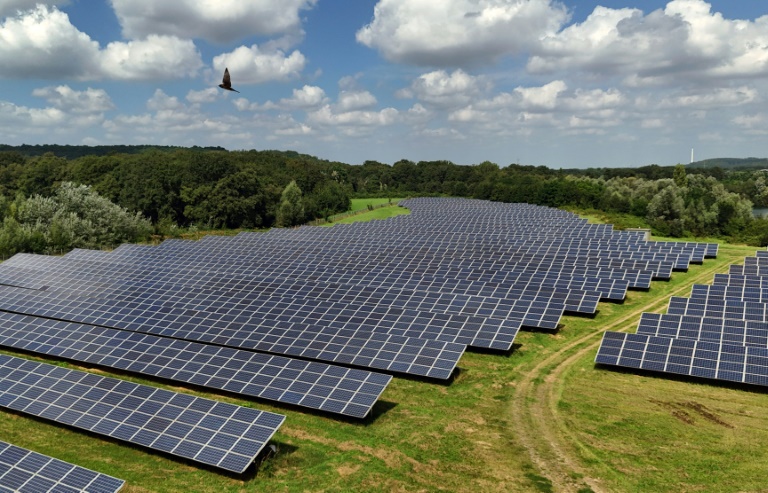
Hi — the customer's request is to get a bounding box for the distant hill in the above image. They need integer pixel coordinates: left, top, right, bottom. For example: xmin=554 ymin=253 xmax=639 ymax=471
xmin=688 ymin=157 xmax=768 ymax=170
xmin=0 ymin=144 xmax=226 ymax=159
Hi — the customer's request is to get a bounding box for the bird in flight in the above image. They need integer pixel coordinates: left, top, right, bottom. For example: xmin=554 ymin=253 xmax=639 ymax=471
xmin=218 ymin=68 xmax=240 ymax=93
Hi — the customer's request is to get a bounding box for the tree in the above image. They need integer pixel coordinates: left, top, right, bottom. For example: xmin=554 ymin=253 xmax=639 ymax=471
xmin=673 ymin=164 xmax=688 ymax=187
xmin=276 ymin=180 xmax=305 ymax=227
xmin=305 ymin=181 xmax=351 ymax=220
xmin=646 ymin=184 xmax=685 ymax=236
xmin=183 ymin=169 xmax=269 ymax=228
xmin=16 ymin=182 xmax=152 ymax=252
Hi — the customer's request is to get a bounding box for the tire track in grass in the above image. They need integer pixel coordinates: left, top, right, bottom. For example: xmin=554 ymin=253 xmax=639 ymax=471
xmin=509 ymin=259 xmax=731 ymax=493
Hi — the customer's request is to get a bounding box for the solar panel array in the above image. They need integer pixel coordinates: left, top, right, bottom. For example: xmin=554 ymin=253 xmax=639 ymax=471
xmin=0 ymin=354 xmax=284 ymax=473
xmin=594 ymin=249 xmax=768 ymax=391
xmin=0 ymin=197 xmax=718 ymax=482
xmin=0 ymin=440 xmax=124 ymax=493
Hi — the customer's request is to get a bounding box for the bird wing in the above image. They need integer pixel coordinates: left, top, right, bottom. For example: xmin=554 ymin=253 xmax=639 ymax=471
xmin=222 ymin=68 xmax=232 ymax=88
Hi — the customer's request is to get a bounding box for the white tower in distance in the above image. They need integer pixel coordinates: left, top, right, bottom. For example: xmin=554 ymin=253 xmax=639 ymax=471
xmin=690 ymin=148 xmax=694 ymax=164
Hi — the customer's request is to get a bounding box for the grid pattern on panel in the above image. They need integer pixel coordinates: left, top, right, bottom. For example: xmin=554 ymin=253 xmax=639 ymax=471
xmin=0 ymin=286 xmax=466 ymax=380
xmin=667 ymin=296 xmax=768 ymax=322
xmin=0 ymin=197 xmax=719 ymax=397
xmin=691 ymin=284 xmax=768 ymax=304
xmin=0 ymin=440 xmax=124 ymax=493
xmin=0 ymin=355 xmax=285 ymax=473
xmin=595 ymin=331 xmax=768 ymax=386
xmin=636 ymin=312 xmax=768 ymax=348
xmin=712 ymin=273 xmax=768 ymax=288
xmin=0 ymin=311 xmax=390 ymax=418
xmin=0 ymin=263 xmax=520 ymax=349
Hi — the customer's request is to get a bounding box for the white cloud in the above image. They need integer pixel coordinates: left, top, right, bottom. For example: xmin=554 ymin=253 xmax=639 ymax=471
xmin=448 ymin=106 xmax=489 ymax=123
xmin=275 ymin=123 xmax=314 ymax=136
xmin=514 ymin=80 xmax=567 ymax=109
xmin=658 ymin=87 xmax=758 ymax=109
xmin=336 ymin=90 xmax=377 ymax=112
xmin=404 ymin=69 xmax=489 ymax=107
xmin=0 ymin=0 xmax=68 ymax=16
xmin=146 ymin=89 xmax=184 ymax=111
xmin=529 ymin=0 xmax=768 ymax=85
xmin=280 ymin=85 xmax=329 ymax=109
xmin=0 ymin=85 xmax=114 ymax=140
xmin=186 ymin=88 xmax=220 ymax=104
xmin=732 ymin=114 xmax=765 ymax=129
xmin=308 ymin=105 xmax=399 ymax=127
xmin=31 ymin=85 xmax=114 ymax=113
xmin=212 ymin=45 xmax=306 ymax=84
xmin=233 ymin=97 xmax=259 ymax=112
xmin=109 ymin=0 xmax=316 ymax=43
xmin=563 ymin=88 xmax=626 ymax=111
xmin=0 ymin=101 xmax=64 ymax=128
xmin=356 ymin=0 xmax=568 ymax=67
xmin=0 ymin=5 xmax=101 ymax=79
xmin=0 ymin=6 xmax=202 ymax=81
xmin=100 ymin=36 xmax=203 ymax=81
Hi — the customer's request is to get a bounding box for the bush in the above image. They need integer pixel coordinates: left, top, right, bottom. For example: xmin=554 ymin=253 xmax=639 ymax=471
xmin=1 ymin=182 xmax=152 ymax=256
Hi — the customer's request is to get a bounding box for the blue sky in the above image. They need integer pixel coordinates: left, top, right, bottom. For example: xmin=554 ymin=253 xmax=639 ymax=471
xmin=1 ymin=0 xmax=767 ymax=168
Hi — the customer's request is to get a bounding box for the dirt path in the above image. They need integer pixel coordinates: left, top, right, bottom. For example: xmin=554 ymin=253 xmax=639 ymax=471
xmin=508 ymin=261 xmax=728 ymax=492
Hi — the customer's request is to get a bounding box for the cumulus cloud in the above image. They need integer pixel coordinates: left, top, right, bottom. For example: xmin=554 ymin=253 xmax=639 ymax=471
xmin=103 ymin=90 xmax=252 ymax=145
xmin=109 ymin=0 xmax=316 ymax=43
xmin=100 ymin=35 xmax=203 ymax=81
xmin=356 ymin=0 xmax=568 ymax=67
xmin=212 ymin=44 xmax=306 ymax=84
xmin=529 ymin=0 xmax=768 ymax=85
xmin=0 ymin=101 xmax=64 ymax=128
xmin=514 ymin=80 xmax=567 ymax=109
xmin=658 ymin=86 xmax=758 ymax=109
xmin=31 ymin=85 xmax=114 ymax=113
xmin=401 ymin=69 xmax=489 ymax=107
xmin=0 ymin=6 xmax=203 ymax=81
xmin=308 ymin=105 xmax=399 ymax=127
xmin=336 ymin=90 xmax=377 ymax=112
xmin=186 ymin=88 xmax=220 ymax=104
xmin=0 ymin=5 xmax=101 ymax=79
xmin=1 ymin=85 xmax=115 ymax=140
xmin=0 ymin=0 xmax=68 ymax=16
xmin=283 ymin=85 xmax=329 ymax=109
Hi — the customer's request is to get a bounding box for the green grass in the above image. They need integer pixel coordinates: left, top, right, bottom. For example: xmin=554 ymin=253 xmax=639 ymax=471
xmin=349 ymin=198 xmax=401 ymax=211
xmin=0 ymin=210 xmax=764 ymax=492
xmin=321 ymin=199 xmax=409 ymax=226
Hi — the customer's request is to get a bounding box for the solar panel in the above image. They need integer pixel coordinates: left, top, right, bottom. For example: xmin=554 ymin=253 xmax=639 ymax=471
xmin=0 ymin=286 xmax=465 ymax=380
xmin=636 ymin=312 xmax=768 ymax=347
xmin=690 ymin=283 xmax=768 ymax=304
xmin=667 ymin=296 xmax=768 ymax=322
xmin=0 ymin=354 xmax=285 ymax=473
xmin=595 ymin=331 xmax=768 ymax=386
xmin=0 ymin=311 xmax=391 ymax=418
xmin=0 ymin=440 xmax=125 ymax=493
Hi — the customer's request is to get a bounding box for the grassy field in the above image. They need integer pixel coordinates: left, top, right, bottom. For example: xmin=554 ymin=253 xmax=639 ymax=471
xmin=349 ymin=198 xmax=401 ymax=211
xmin=321 ymin=199 xmax=409 ymax=226
xmin=0 ymin=213 xmax=764 ymax=492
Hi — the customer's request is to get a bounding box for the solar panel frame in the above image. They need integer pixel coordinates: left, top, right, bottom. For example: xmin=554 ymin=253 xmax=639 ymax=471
xmin=0 ymin=440 xmax=125 ymax=493
xmin=0 ymin=311 xmax=391 ymax=418
xmin=0 ymin=354 xmax=285 ymax=474
xmin=595 ymin=331 xmax=768 ymax=386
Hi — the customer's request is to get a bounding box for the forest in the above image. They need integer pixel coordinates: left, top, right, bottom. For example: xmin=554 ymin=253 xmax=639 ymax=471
xmin=0 ymin=145 xmax=767 ymax=257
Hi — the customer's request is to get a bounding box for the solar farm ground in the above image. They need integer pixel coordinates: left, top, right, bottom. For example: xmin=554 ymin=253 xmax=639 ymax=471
xmin=0 ymin=203 xmax=765 ymax=493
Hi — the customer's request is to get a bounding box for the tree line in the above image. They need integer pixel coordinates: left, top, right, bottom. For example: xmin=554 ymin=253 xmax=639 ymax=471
xmin=0 ymin=146 xmax=767 ymax=258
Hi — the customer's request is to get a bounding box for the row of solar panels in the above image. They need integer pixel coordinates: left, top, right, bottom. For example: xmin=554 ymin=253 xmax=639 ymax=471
xmin=594 ymin=251 xmax=768 ymax=388
xmin=0 ymin=197 xmax=718 ymax=490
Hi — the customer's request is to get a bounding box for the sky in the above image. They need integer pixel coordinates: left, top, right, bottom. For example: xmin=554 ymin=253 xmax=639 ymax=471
xmin=0 ymin=1 xmax=767 ymax=168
